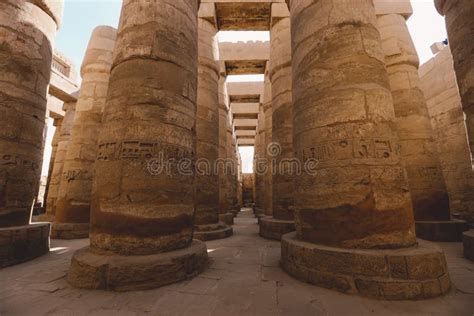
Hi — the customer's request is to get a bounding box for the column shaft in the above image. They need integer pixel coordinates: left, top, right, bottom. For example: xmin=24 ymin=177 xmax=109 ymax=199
xmin=436 ymin=0 xmax=474 ymax=159
xmin=195 ymin=18 xmax=220 ymax=226
xmin=290 ymin=0 xmax=415 ymax=249
xmin=90 ymin=0 xmax=199 ymax=255
xmin=270 ymin=16 xmax=294 ymax=221
xmin=263 ymin=72 xmax=273 ymax=216
xmin=0 ymin=0 xmax=63 ymax=227
xmin=377 ymin=14 xmax=451 ymax=221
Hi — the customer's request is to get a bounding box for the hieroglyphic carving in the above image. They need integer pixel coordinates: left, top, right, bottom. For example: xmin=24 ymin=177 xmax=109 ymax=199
xmin=96 ymin=140 xmax=193 ymax=162
xmin=300 ymin=138 xmax=399 ymax=162
xmin=0 ymin=154 xmax=39 ymax=170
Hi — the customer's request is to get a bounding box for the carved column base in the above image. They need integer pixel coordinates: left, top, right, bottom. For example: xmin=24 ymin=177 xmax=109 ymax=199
xmin=219 ymin=213 xmax=234 ymax=226
xmin=194 ymin=223 xmax=233 ymax=241
xmin=51 ymin=223 xmax=89 ymax=240
xmin=463 ymin=230 xmax=474 ymax=261
xmin=0 ymin=223 xmax=50 ymax=268
xmin=415 ymin=220 xmax=469 ymax=242
xmin=281 ymin=232 xmax=451 ymax=300
xmin=259 ymin=217 xmax=295 ymax=240
xmin=68 ymin=240 xmax=209 ymax=291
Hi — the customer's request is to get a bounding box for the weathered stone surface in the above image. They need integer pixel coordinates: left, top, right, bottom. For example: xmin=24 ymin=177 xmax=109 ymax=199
xmin=219 ymin=212 xmax=234 ymax=225
xmin=463 ymin=230 xmax=474 ymax=261
xmin=45 ymin=101 xmax=76 ymax=219
xmin=253 ymin=103 xmax=266 ymax=211
xmin=259 ymin=216 xmax=295 ymax=240
xmin=54 ymin=26 xmax=116 ymax=233
xmin=0 ymin=223 xmax=50 ymax=268
xmin=377 ymin=13 xmax=451 ymax=223
xmin=51 ymin=222 xmax=89 ymax=240
xmin=436 ymin=0 xmax=474 ymax=160
xmin=68 ymin=0 xmax=206 ymax=291
xmin=67 ymin=240 xmax=208 ymax=291
xmin=242 ymin=174 xmax=254 ymax=206
xmin=215 ymin=2 xmax=272 ymax=31
xmin=419 ymin=47 xmax=474 ymax=223
xmin=289 ymin=0 xmax=416 ymax=249
xmin=263 ymin=68 xmax=273 ymax=217
xmin=270 ymin=13 xmax=293 ymax=223
xmin=0 ymin=0 xmax=62 ymax=227
xmin=88 ymin=0 xmax=199 ymax=256
xmin=415 ymin=220 xmax=469 ymax=242
xmin=194 ymin=222 xmax=233 ymax=241
xmin=195 ymin=17 xmax=232 ymax=240
xmin=281 ymin=232 xmax=451 ymax=300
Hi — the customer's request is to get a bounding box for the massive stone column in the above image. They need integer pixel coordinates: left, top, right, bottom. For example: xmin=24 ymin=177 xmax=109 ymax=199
xmin=226 ymin=113 xmax=238 ymax=215
xmin=52 ymin=26 xmax=117 ymax=240
xmin=435 ymin=0 xmax=474 ymax=160
xmin=44 ymin=101 xmax=76 ymax=222
xmin=218 ymin=75 xmax=234 ymax=225
xmin=193 ymin=14 xmax=232 ymax=241
xmin=38 ymin=116 xmax=62 ymax=221
xmin=0 ymin=0 xmax=64 ymax=268
xmin=263 ymin=67 xmax=273 ymax=217
xmin=253 ymin=103 xmax=265 ymax=218
xmin=67 ymin=0 xmax=208 ymax=291
xmin=377 ymin=12 xmax=468 ymax=241
xmin=282 ymin=0 xmax=450 ymax=300
xmin=260 ymin=4 xmax=295 ymax=240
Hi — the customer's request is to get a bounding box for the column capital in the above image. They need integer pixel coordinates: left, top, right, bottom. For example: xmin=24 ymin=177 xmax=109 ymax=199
xmin=198 ymin=2 xmax=217 ymax=28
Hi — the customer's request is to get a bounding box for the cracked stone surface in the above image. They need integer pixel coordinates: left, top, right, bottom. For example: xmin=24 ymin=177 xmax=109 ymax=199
xmin=1 ymin=209 xmax=473 ymax=315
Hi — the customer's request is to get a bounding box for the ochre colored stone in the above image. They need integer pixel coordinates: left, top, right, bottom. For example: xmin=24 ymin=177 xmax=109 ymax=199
xmin=0 ymin=0 xmax=62 ymax=227
xmin=281 ymin=232 xmax=451 ymax=300
xmin=289 ymin=0 xmax=416 ymax=249
xmin=54 ymin=26 xmax=116 ymax=235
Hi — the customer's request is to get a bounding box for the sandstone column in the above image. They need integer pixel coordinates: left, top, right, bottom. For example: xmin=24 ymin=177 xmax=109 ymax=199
xmin=67 ymin=0 xmax=208 ymax=291
xmin=52 ymin=26 xmax=117 ymax=240
xmin=263 ymin=67 xmax=273 ymax=217
xmin=260 ymin=4 xmax=295 ymax=240
xmin=227 ymin=114 xmax=238 ymax=215
xmin=44 ymin=101 xmax=76 ymax=222
xmin=253 ymin=103 xmax=266 ymax=218
xmin=38 ymin=116 xmax=62 ymax=221
xmin=0 ymin=0 xmax=64 ymax=267
xmin=282 ymin=0 xmax=450 ymax=300
xmin=377 ymin=12 xmax=468 ymax=241
xmin=193 ymin=12 xmax=232 ymax=241
xmin=218 ymin=75 xmax=234 ymax=225
xmin=435 ymin=0 xmax=474 ymax=160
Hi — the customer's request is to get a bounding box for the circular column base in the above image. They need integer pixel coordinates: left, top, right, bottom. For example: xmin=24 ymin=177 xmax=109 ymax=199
xmin=259 ymin=217 xmax=295 ymax=240
xmin=67 ymin=240 xmax=209 ymax=291
xmin=194 ymin=223 xmax=233 ymax=241
xmin=0 ymin=223 xmax=50 ymax=268
xmin=51 ymin=223 xmax=89 ymax=240
xmin=281 ymin=232 xmax=451 ymax=300
xmin=463 ymin=230 xmax=474 ymax=261
xmin=219 ymin=213 xmax=234 ymax=225
xmin=415 ymin=219 xmax=469 ymax=242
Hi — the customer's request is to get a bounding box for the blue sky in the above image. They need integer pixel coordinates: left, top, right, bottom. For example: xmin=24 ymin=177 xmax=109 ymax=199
xmin=54 ymin=0 xmax=448 ymax=174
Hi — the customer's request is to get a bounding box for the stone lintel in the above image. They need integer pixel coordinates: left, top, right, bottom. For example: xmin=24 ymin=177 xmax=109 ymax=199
xmin=198 ymin=3 xmax=217 ymax=28
xmin=271 ymin=2 xmax=289 ymax=27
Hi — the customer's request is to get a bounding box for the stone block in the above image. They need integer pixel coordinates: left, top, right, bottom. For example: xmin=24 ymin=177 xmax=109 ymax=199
xmin=0 ymin=223 xmax=51 ymax=268
xmin=281 ymin=232 xmax=451 ymax=300
xmin=68 ymin=240 xmax=209 ymax=291
xmin=463 ymin=230 xmax=474 ymax=261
